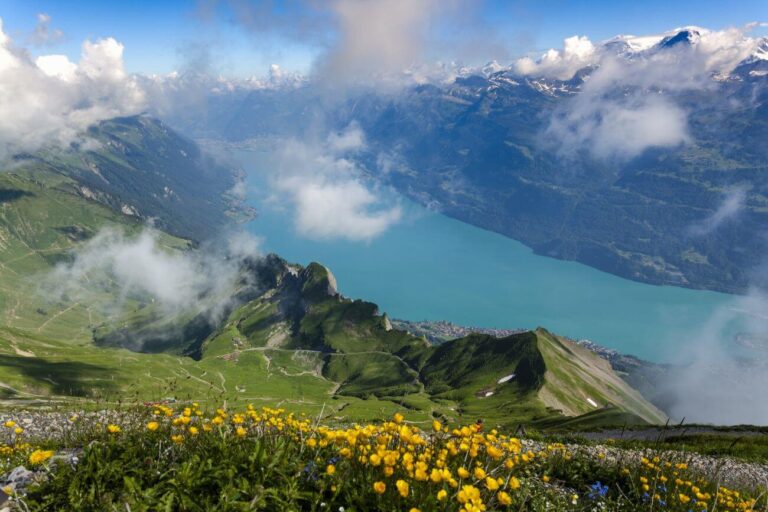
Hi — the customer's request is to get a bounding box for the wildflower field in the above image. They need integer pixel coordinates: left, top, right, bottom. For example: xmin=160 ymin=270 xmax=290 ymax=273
xmin=0 ymin=404 xmax=763 ymax=511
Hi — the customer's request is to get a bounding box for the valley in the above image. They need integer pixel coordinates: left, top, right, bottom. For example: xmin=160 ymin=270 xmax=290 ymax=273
xmin=237 ymin=147 xmax=744 ymax=363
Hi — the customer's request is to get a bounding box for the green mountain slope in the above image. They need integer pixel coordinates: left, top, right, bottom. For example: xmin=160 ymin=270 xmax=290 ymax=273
xmin=16 ymin=115 xmax=247 ymax=242
xmin=193 ymin=256 xmax=666 ymax=426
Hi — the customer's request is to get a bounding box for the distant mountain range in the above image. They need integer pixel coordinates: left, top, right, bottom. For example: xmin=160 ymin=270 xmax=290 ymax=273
xmin=161 ymin=27 xmax=768 ymax=294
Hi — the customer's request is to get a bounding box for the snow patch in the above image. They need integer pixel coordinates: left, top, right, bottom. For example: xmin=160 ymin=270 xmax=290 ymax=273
xmin=497 ymin=374 xmax=515 ymax=384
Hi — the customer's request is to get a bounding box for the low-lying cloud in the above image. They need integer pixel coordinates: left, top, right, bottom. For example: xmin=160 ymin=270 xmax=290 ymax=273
xmin=660 ymin=287 xmax=768 ymax=425
xmin=689 ymin=186 xmax=749 ymax=236
xmin=267 ymin=124 xmax=402 ymax=241
xmin=546 ymin=86 xmax=689 ymax=161
xmin=43 ymin=228 xmax=261 ymax=322
xmin=0 ymin=17 xmax=144 ymax=158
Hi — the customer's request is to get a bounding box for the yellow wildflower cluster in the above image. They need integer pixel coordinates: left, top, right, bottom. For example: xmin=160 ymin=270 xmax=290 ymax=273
xmin=312 ymin=417 xmax=544 ymax=510
xmin=637 ymin=456 xmax=759 ymax=511
xmin=86 ymin=403 xmax=762 ymax=512
xmin=141 ymin=404 xmax=567 ymax=510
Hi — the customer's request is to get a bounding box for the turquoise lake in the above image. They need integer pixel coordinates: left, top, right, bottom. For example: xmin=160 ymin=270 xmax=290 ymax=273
xmin=238 ymin=151 xmax=743 ymax=362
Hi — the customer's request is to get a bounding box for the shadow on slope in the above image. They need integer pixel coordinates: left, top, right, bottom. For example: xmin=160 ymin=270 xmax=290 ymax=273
xmin=0 ymin=354 xmax=118 ymax=397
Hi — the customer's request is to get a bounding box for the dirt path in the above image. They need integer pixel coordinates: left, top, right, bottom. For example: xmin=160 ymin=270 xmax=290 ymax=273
xmin=174 ymin=364 xmax=225 ymax=394
xmin=36 ymin=302 xmax=81 ymax=333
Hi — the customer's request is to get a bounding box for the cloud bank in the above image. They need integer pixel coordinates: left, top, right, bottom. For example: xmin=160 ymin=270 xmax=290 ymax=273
xmin=267 ymin=124 xmax=402 ymax=241
xmin=0 ymin=17 xmax=145 ymax=158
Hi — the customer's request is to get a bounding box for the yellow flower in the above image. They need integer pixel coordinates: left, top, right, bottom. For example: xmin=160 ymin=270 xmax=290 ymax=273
xmin=498 ymin=491 xmax=512 ymax=505
xmin=437 ymin=489 xmax=448 ymax=501
xmin=396 ymin=479 xmax=409 ymax=498
xmin=679 ymin=494 xmax=691 ymax=504
xmin=188 ymin=426 xmax=199 ymax=436
xmin=13 ymin=427 xmax=22 ymax=435
xmin=373 ymin=481 xmax=386 ymax=494
xmin=393 ymin=413 xmax=404 ymax=424
xmin=432 ymin=419 xmax=442 ymax=432
xmin=3 ymin=420 xmax=15 ymax=428
xmin=235 ymin=427 xmax=247 ymax=437
xmin=107 ymin=424 xmax=121 ymax=434
xmin=458 ymin=467 xmax=470 ymax=479
xmin=473 ymin=467 xmax=486 ymax=480
xmin=542 ymin=475 xmax=550 ymax=483
xmin=457 ymin=485 xmax=481 ymax=505
xmin=508 ymin=477 xmax=521 ymax=490
xmin=171 ymin=434 xmax=184 ymax=444
xmin=409 ymin=509 xmax=421 ymax=512
xmin=487 ymin=445 xmax=503 ymax=459
xmin=28 ymin=449 xmax=54 ymax=465
xmin=326 ymin=464 xmax=336 ymax=475
xmin=146 ymin=421 xmax=159 ymax=431
xmin=485 ymin=476 xmax=499 ymax=491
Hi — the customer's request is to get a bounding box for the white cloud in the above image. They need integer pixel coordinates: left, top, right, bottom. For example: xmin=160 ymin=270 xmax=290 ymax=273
xmin=690 ymin=186 xmax=749 ymax=236
xmin=327 ymin=122 xmax=365 ymax=153
xmin=268 ymin=124 xmax=402 ymax=241
xmin=30 ymin=13 xmax=64 ymax=46
xmin=215 ymin=0 xmax=500 ymax=88
xmin=315 ymin=0 xmax=442 ymax=85
xmin=45 ymin=228 xmax=261 ymax=319
xmin=0 ymin=18 xmax=145 ymax=158
xmin=527 ymin=25 xmax=765 ymax=161
xmin=694 ymin=26 xmax=764 ymax=74
xmin=518 ymin=25 xmax=763 ymax=81
xmin=546 ymin=87 xmax=690 ymax=161
xmin=35 ymin=54 xmax=78 ymax=81
xmin=515 ymin=35 xmax=597 ymax=80
xmin=661 ymin=287 xmax=768 ymax=425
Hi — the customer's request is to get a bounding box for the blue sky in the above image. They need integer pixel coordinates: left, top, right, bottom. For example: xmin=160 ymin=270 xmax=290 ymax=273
xmin=1 ymin=0 xmax=766 ymax=77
